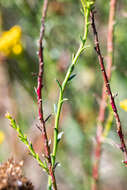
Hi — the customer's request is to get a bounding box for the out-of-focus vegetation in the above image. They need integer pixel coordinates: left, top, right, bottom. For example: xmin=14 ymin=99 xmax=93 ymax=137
xmin=0 ymin=0 xmax=127 ymax=190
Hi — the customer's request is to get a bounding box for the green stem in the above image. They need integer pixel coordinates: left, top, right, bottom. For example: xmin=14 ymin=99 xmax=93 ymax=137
xmin=51 ymin=6 xmax=91 ymax=167
xmin=52 ymin=3 xmax=90 ymax=168
xmin=47 ymin=2 xmax=93 ymax=189
xmin=48 ymin=176 xmax=52 ymax=190
xmin=5 ymin=113 xmax=48 ymax=172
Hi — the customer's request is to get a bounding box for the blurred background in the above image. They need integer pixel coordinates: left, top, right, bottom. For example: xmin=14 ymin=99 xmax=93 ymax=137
xmin=0 ymin=0 xmax=127 ymax=189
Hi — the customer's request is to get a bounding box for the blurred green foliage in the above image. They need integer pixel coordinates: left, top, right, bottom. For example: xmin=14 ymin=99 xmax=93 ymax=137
xmin=0 ymin=0 xmax=127 ymax=190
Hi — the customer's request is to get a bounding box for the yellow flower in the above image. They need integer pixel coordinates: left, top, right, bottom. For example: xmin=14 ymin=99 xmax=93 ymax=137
xmin=0 ymin=131 xmax=5 ymax=144
xmin=0 ymin=25 xmax=22 ymax=56
xmin=12 ymin=43 xmax=22 ymax=55
xmin=120 ymin=99 xmax=127 ymax=112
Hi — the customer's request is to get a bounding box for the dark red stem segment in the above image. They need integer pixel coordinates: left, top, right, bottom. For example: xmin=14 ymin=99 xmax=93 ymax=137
xmin=91 ymin=7 xmax=127 ymax=190
xmin=91 ymin=1 xmax=117 ymax=190
xmin=91 ymin=9 xmax=127 ymax=160
xmin=36 ymin=0 xmax=57 ymax=189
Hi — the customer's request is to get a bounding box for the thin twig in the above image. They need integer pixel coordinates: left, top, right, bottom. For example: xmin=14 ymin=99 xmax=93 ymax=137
xmin=48 ymin=1 xmax=94 ymax=188
xmin=91 ymin=7 xmax=127 ymax=190
xmin=98 ymin=0 xmax=117 ymax=123
xmin=91 ymin=9 xmax=127 ymax=161
xmin=91 ymin=1 xmax=117 ymax=190
xmin=51 ymin=0 xmax=93 ymax=168
xmin=36 ymin=0 xmax=57 ymax=189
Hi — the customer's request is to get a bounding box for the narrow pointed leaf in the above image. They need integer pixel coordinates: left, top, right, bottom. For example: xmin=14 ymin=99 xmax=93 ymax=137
xmin=56 ymin=79 xmax=62 ymax=90
xmin=57 ymin=131 xmax=64 ymax=142
xmin=68 ymin=74 xmax=76 ymax=82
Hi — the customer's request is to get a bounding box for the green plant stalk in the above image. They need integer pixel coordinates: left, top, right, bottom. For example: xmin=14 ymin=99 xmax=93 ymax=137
xmin=52 ymin=1 xmax=91 ymax=167
xmin=48 ymin=2 xmax=93 ymax=189
xmin=5 ymin=113 xmax=48 ymax=172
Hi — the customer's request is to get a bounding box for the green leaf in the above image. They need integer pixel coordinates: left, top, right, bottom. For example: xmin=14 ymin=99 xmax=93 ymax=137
xmin=72 ymin=53 xmax=75 ymax=61
xmin=6 ymin=113 xmax=47 ymax=171
xmin=61 ymin=98 xmax=68 ymax=104
xmin=80 ymin=8 xmax=84 ymax=16
xmin=56 ymin=79 xmax=62 ymax=90
xmin=30 ymin=143 xmax=34 ymax=150
xmin=68 ymin=74 xmax=76 ymax=82
xmin=57 ymin=131 xmax=64 ymax=142
xmin=80 ymin=35 xmax=85 ymax=45
xmin=54 ymin=104 xmax=57 ymax=115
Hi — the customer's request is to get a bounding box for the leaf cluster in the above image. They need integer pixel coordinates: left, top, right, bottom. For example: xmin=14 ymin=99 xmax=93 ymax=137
xmin=5 ymin=112 xmax=48 ymax=173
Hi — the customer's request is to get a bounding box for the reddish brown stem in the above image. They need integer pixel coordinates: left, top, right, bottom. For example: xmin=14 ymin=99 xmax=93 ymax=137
xmin=98 ymin=0 xmax=117 ymax=123
xmin=92 ymin=2 xmax=117 ymax=189
xmin=99 ymin=0 xmax=117 ymax=124
xmin=91 ymin=4 xmax=127 ymax=190
xmin=91 ymin=8 xmax=127 ymax=161
xmin=36 ymin=0 xmax=57 ymax=189
xmin=92 ymin=2 xmax=117 ymax=188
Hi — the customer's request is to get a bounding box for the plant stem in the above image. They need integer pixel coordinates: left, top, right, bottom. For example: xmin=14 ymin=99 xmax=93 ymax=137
xmin=91 ymin=7 xmax=127 ymax=172
xmin=52 ymin=2 xmax=91 ymax=167
xmin=91 ymin=1 xmax=117 ymax=189
xmin=48 ymin=2 xmax=93 ymax=188
xmin=36 ymin=0 xmax=57 ymax=189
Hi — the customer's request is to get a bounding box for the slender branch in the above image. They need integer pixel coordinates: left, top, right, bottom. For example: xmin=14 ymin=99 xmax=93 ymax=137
xmin=90 ymin=8 xmax=127 ymax=166
xmin=36 ymin=1 xmax=57 ymax=189
xmin=98 ymin=0 xmax=117 ymax=123
xmin=51 ymin=1 xmax=93 ymax=167
xmin=48 ymin=1 xmax=94 ymax=188
xmin=5 ymin=113 xmax=48 ymax=172
xmin=91 ymin=1 xmax=117 ymax=190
